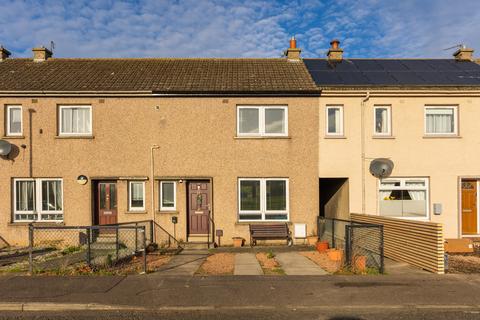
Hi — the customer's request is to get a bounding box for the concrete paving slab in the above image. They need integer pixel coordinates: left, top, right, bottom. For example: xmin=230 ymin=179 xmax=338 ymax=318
xmin=234 ymin=253 xmax=263 ymax=275
xmin=275 ymin=252 xmax=327 ymax=275
xmin=156 ymin=250 xmax=208 ymax=276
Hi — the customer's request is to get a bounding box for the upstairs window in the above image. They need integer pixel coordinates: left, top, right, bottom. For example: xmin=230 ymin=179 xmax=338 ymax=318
xmin=129 ymin=181 xmax=145 ymax=211
xmin=374 ymin=106 xmax=391 ymax=136
xmin=13 ymin=178 xmax=63 ymax=222
xmin=6 ymin=105 xmax=22 ymax=136
xmin=59 ymin=105 xmax=92 ymax=136
xmin=326 ymin=106 xmax=343 ymax=136
xmin=378 ymin=178 xmax=429 ymax=219
xmin=237 ymin=106 xmax=288 ymax=137
xmin=425 ymin=106 xmax=457 ymax=135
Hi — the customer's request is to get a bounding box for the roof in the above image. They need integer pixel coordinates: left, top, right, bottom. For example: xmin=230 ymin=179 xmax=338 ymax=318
xmin=303 ymin=59 xmax=480 ymax=87
xmin=0 ymin=58 xmax=319 ymax=95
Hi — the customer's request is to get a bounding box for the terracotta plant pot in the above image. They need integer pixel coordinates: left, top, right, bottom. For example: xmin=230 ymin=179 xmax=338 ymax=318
xmin=307 ymin=236 xmax=318 ymax=246
xmin=232 ymin=237 xmax=244 ymax=248
xmin=316 ymin=240 xmax=329 ymax=253
xmin=327 ymin=249 xmax=343 ymax=262
xmin=354 ymin=255 xmax=367 ymax=272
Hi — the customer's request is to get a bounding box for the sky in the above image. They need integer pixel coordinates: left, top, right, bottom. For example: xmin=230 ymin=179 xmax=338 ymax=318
xmin=0 ymin=0 xmax=479 ymax=59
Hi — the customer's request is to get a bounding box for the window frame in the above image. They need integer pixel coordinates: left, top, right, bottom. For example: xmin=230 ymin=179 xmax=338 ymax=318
xmin=325 ymin=105 xmax=344 ymax=136
xmin=6 ymin=105 xmax=23 ymax=136
xmin=424 ymin=106 xmax=458 ymax=136
xmin=58 ymin=105 xmax=93 ymax=136
xmin=159 ymin=181 xmax=177 ymax=211
xmin=128 ymin=181 xmax=146 ymax=212
xmin=373 ymin=105 xmax=392 ymax=136
xmin=13 ymin=178 xmax=64 ymax=222
xmin=378 ymin=177 xmax=429 ymax=220
xmin=236 ymin=105 xmax=288 ymax=137
xmin=238 ymin=178 xmax=289 ymax=222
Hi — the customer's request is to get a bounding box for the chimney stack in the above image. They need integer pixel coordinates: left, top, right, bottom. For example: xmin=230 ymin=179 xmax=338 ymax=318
xmin=32 ymin=46 xmax=52 ymax=62
xmin=285 ymin=36 xmax=301 ymax=61
xmin=453 ymin=45 xmax=474 ymax=61
xmin=0 ymin=46 xmax=11 ymax=62
xmin=327 ymin=39 xmax=343 ymax=61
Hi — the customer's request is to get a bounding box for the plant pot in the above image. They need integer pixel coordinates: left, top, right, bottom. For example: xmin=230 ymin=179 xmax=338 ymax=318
xmin=232 ymin=237 xmax=244 ymax=248
xmin=307 ymin=236 xmax=318 ymax=246
xmin=354 ymin=255 xmax=367 ymax=272
xmin=327 ymin=249 xmax=343 ymax=262
xmin=316 ymin=240 xmax=329 ymax=253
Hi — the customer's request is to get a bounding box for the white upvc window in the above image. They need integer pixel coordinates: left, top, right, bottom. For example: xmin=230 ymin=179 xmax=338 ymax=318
xmin=326 ymin=105 xmax=344 ymax=136
xmin=160 ymin=181 xmax=176 ymax=211
xmin=373 ymin=105 xmax=391 ymax=136
xmin=128 ymin=181 xmax=145 ymax=211
xmin=238 ymin=178 xmax=289 ymax=221
xmin=237 ymin=106 xmax=288 ymax=137
xmin=13 ymin=178 xmax=63 ymax=222
xmin=424 ymin=106 xmax=458 ymax=135
xmin=378 ymin=177 xmax=429 ymax=220
xmin=6 ymin=105 xmax=22 ymax=136
xmin=59 ymin=105 xmax=92 ymax=136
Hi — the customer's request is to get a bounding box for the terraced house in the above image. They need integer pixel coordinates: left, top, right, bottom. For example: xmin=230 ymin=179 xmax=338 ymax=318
xmin=0 ymin=41 xmax=320 ymax=247
xmin=0 ymin=38 xmax=480 ymax=254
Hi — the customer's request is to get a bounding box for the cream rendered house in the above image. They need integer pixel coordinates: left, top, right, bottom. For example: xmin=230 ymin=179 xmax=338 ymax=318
xmin=306 ymin=41 xmax=480 ymax=241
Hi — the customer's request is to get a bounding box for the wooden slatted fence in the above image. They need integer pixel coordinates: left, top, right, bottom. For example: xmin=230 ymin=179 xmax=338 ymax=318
xmin=351 ymin=213 xmax=444 ymax=274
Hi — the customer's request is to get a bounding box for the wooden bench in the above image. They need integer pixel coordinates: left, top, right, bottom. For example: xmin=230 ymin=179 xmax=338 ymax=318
xmin=249 ymin=223 xmax=292 ymax=246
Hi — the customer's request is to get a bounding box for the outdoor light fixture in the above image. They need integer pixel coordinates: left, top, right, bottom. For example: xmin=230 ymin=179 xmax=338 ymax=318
xmin=76 ymin=175 xmax=88 ymax=185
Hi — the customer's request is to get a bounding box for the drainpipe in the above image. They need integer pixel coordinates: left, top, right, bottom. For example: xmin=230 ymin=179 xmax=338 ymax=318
xmin=361 ymin=91 xmax=370 ymax=214
xmin=150 ymin=144 xmax=160 ymax=242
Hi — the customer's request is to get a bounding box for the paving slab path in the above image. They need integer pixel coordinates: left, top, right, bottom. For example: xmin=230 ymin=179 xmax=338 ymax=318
xmin=275 ymin=252 xmax=328 ymax=275
xmin=234 ymin=253 xmax=263 ymax=275
xmin=156 ymin=250 xmax=208 ymax=276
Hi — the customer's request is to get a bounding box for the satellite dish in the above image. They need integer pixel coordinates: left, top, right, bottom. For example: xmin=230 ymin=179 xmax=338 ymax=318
xmin=0 ymin=140 xmax=12 ymax=156
xmin=369 ymin=158 xmax=394 ymax=179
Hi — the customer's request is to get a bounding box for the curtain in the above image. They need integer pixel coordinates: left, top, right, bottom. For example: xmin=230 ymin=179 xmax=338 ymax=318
xmin=42 ymin=180 xmax=62 ymax=211
xmin=379 ymin=190 xmax=392 ymax=200
xmin=239 ymin=108 xmax=259 ymax=134
xmin=375 ymin=108 xmax=388 ymax=133
xmin=9 ymin=108 xmax=22 ymax=133
xmin=426 ymin=109 xmax=454 ymax=133
xmin=328 ymin=108 xmax=341 ymax=133
xmin=62 ymin=108 xmax=90 ymax=133
xmin=17 ymin=181 xmax=34 ymax=211
xmin=131 ymin=183 xmax=143 ymax=203
xmin=61 ymin=108 xmax=72 ymax=133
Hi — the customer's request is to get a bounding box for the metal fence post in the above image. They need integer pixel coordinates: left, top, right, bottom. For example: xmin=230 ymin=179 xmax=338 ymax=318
xmin=149 ymin=220 xmax=154 ymax=244
xmin=115 ymin=227 xmax=119 ymax=262
xmin=345 ymin=225 xmax=351 ymax=269
xmin=135 ymin=223 xmax=138 ymax=252
xmin=380 ymin=225 xmax=385 ymax=274
xmin=142 ymin=227 xmax=147 ymax=274
xmin=28 ymin=224 xmax=33 ymax=275
xmin=86 ymin=228 xmax=91 ymax=267
xmin=332 ymin=219 xmax=336 ymax=248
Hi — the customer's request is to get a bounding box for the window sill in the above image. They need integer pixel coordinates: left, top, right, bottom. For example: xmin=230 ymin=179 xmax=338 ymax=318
xmin=55 ymin=135 xmax=95 ymax=139
xmin=422 ymin=135 xmax=461 ymax=139
xmin=235 ymin=221 xmax=291 ymax=225
xmin=324 ymin=135 xmax=346 ymax=139
xmin=234 ymin=136 xmax=291 ymax=140
xmin=156 ymin=210 xmax=179 ymax=214
xmin=2 ymin=135 xmax=25 ymax=139
xmin=8 ymin=222 xmax=65 ymax=226
xmin=125 ymin=210 xmax=147 ymax=214
xmin=372 ymin=135 xmax=395 ymax=139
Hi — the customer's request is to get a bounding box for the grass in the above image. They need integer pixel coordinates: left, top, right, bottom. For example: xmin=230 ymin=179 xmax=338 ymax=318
xmin=61 ymin=246 xmax=82 ymax=255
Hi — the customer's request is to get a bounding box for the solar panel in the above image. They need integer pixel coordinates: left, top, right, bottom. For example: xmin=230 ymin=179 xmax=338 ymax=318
xmin=303 ymin=59 xmax=331 ymax=71
xmin=352 ymin=60 xmax=384 ymax=71
xmin=337 ymin=72 xmax=370 ymax=85
xmin=362 ymin=72 xmax=397 ymax=85
xmin=310 ymin=71 xmax=342 ymax=85
xmin=375 ymin=60 xmax=409 ymax=71
xmin=399 ymin=60 xmax=435 ymax=71
xmin=388 ymin=72 xmax=426 ymax=85
xmin=416 ymin=72 xmax=454 ymax=85
xmin=450 ymin=60 xmax=480 ymax=71
xmin=328 ymin=59 xmax=358 ymax=71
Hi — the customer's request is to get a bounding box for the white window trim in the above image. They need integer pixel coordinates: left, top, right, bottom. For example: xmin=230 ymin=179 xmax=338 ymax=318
xmin=13 ymin=178 xmax=64 ymax=222
xmin=128 ymin=181 xmax=145 ymax=211
xmin=325 ymin=105 xmax=344 ymax=136
xmin=373 ymin=105 xmax=392 ymax=136
xmin=6 ymin=105 xmax=23 ymax=136
xmin=236 ymin=105 xmax=288 ymax=137
xmin=160 ymin=181 xmax=176 ymax=211
xmin=378 ymin=177 xmax=429 ymax=221
xmin=424 ymin=106 xmax=458 ymax=136
xmin=58 ymin=105 xmax=93 ymax=136
xmin=238 ymin=178 xmax=289 ymax=222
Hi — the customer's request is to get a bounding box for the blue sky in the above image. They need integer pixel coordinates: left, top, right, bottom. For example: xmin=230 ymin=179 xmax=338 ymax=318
xmin=1 ymin=0 xmax=479 ymax=59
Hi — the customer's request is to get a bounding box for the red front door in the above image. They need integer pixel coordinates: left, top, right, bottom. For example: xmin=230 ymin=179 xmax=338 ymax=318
xmin=97 ymin=182 xmax=118 ymax=225
xmin=188 ymin=181 xmax=211 ymax=234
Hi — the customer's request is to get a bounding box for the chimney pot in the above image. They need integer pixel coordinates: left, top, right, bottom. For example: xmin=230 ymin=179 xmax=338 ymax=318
xmin=32 ymin=46 xmax=52 ymax=62
xmin=453 ymin=46 xmax=474 ymax=61
xmin=327 ymin=39 xmax=343 ymax=61
xmin=0 ymin=46 xmax=11 ymax=62
xmin=285 ymin=36 xmax=301 ymax=61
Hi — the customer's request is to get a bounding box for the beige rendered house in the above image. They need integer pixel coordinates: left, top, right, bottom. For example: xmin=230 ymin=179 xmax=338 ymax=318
xmin=306 ymin=41 xmax=480 ymax=241
xmin=0 ymin=43 xmax=320 ymax=246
